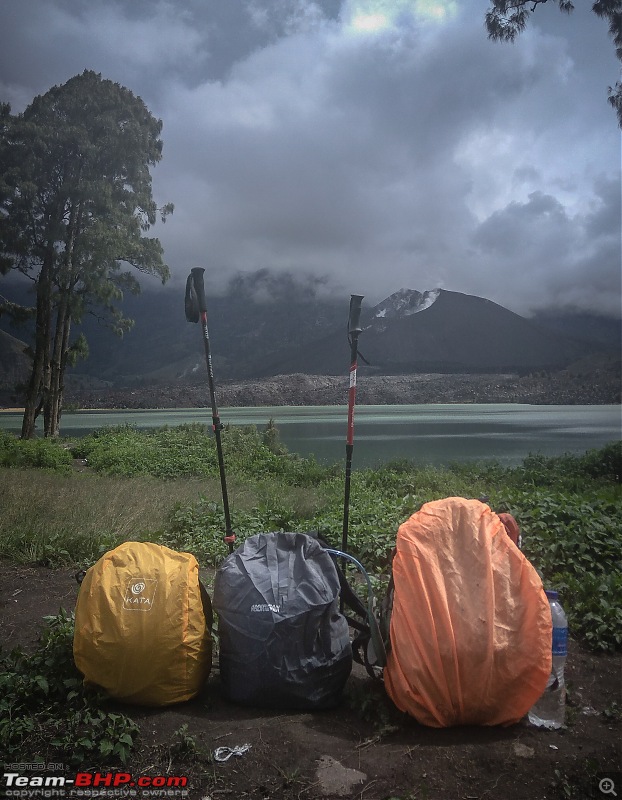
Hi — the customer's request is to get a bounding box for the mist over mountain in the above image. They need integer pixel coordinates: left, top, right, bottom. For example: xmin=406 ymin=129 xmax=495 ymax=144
xmin=1 ymin=277 xmax=620 ymax=395
xmin=530 ymin=309 xmax=622 ymax=350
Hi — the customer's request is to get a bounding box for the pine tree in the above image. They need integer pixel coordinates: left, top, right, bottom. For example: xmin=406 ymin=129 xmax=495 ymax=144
xmin=0 ymin=71 xmax=172 ymax=437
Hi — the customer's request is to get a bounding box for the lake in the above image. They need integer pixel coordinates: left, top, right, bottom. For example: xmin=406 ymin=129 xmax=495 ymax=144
xmin=1 ymin=404 xmax=620 ymax=468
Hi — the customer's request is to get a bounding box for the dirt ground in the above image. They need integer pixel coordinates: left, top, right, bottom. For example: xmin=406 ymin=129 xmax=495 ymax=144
xmin=1 ymin=560 xmax=620 ymax=800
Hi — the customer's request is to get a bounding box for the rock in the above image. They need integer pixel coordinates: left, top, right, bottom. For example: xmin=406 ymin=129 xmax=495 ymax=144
xmin=513 ymin=742 xmax=535 ymax=759
xmin=24 ymin=365 xmax=620 ymax=410
xmin=316 ymin=755 xmax=367 ymax=796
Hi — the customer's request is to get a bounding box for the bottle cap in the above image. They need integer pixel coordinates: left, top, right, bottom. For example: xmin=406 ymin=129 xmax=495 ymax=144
xmin=545 ymin=590 xmax=559 ymax=600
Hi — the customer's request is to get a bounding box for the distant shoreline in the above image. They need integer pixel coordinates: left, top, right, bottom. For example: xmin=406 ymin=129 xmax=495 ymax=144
xmin=3 ymin=400 xmax=622 ymax=414
xmin=1 ymin=367 xmax=621 ymax=412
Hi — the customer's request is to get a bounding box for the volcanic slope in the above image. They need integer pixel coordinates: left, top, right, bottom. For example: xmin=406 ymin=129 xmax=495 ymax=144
xmin=257 ymin=289 xmax=602 ymax=376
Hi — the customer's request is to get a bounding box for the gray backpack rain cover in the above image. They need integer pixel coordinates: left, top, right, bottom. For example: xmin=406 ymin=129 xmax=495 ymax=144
xmin=213 ymin=532 xmax=352 ymax=709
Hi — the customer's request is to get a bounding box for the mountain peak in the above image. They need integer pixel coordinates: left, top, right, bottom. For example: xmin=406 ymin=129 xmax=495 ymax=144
xmin=371 ymin=288 xmax=440 ymax=321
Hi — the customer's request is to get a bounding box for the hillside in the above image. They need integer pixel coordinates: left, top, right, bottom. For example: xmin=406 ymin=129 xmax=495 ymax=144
xmin=1 ymin=283 xmax=619 ymax=400
xmin=0 ymin=330 xmax=30 ymax=390
xmin=125 ymin=286 xmax=617 ymax=382
xmin=261 ymin=289 xmax=604 ymax=376
xmin=55 ymin=359 xmax=621 ymax=409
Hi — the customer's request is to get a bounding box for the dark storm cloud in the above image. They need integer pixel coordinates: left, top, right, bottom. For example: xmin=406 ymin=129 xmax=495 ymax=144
xmin=473 ymin=180 xmax=621 ymax=313
xmin=1 ymin=0 xmax=620 ymax=316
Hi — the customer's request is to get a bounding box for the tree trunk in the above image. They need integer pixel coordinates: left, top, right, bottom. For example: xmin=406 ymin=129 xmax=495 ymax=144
xmin=46 ymin=300 xmax=71 ymax=437
xmin=45 ymin=297 xmax=68 ymax=437
xmin=44 ymin=198 xmax=81 ymax=437
xmin=55 ymin=313 xmax=72 ymax=435
xmin=21 ymin=254 xmax=53 ymax=439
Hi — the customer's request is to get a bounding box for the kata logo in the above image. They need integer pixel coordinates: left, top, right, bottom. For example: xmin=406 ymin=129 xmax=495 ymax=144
xmin=123 ymin=578 xmax=157 ymax=611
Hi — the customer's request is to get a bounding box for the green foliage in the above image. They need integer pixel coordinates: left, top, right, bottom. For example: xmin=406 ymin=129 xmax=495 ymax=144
xmin=2 ymin=424 xmax=621 ymax=653
xmin=576 ymin=440 xmax=621 ymax=482
xmin=72 ymin=423 xmax=331 ymax=485
xmin=0 ymin=432 xmax=616 ymax=790
xmin=0 ymin=610 xmax=139 ymax=765
xmin=309 ymin=488 xmax=403 ymax=572
xmin=263 ymin=418 xmax=287 ymax=455
xmin=168 ymin=723 xmax=202 ymax=762
xmin=160 ymin=439 xmax=622 ymax=654
xmin=344 ymin=678 xmax=398 ymax=735
xmin=0 ymin=431 xmax=72 ymax=472
xmin=515 ymin=442 xmax=622 ymax=491
xmin=163 ymin=494 xmax=316 ymax=566
xmin=511 ymin=490 xmax=622 ymax=652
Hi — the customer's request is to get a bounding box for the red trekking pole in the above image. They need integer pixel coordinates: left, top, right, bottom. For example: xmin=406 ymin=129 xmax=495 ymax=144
xmin=342 ymin=295 xmax=364 ymax=557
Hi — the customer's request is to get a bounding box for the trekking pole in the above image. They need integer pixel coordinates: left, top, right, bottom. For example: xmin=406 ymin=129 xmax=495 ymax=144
xmin=342 ymin=295 xmax=364 ymax=557
xmin=185 ymin=267 xmax=235 ymax=553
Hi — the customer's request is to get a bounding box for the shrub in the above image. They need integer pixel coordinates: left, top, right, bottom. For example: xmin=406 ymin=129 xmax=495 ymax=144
xmin=510 ymin=490 xmax=622 ymax=652
xmin=0 ymin=431 xmax=72 ymax=472
xmin=0 ymin=610 xmax=139 ymax=765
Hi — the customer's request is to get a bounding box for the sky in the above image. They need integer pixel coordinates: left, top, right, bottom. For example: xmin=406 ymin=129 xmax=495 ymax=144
xmin=1 ymin=0 xmax=621 ymax=317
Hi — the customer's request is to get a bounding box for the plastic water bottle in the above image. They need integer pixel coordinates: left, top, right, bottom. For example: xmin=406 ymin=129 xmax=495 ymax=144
xmin=529 ymin=590 xmax=568 ymax=729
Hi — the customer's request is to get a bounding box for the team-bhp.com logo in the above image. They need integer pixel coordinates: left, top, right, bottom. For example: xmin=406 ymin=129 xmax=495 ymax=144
xmin=4 ymin=771 xmax=188 ymax=795
xmin=123 ymin=578 xmax=158 ymax=611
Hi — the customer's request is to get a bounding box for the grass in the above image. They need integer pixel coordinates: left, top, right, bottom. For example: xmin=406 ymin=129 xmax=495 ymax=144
xmin=0 ymin=466 xmax=324 ymax=568
xmin=0 ymin=469 xmax=216 ymax=566
xmin=0 ymin=427 xmax=620 ymax=651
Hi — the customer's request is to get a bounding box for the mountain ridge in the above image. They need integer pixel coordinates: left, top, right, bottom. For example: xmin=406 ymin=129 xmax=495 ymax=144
xmin=1 ymin=284 xmax=620 ymax=396
xmin=258 ymin=288 xmax=610 ymax=377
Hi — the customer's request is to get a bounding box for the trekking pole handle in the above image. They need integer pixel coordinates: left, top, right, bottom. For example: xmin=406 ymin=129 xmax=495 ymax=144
xmin=191 ymin=267 xmax=208 ymax=314
xmin=348 ymin=295 xmax=364 ymax=335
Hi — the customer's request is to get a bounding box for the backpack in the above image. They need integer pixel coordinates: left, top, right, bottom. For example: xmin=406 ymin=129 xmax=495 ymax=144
xmin=73 ymin=542 xmax=212 ymax=706
xmin=382 ymin=497 xmax=552 ymax=727
xmin=213 ymin=531 xmax=352 ymax=710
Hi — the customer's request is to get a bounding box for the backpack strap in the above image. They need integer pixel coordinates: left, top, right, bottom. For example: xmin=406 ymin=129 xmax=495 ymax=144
xmin=324 ymin=548 xmax=387 ymax=678
xmin=307 ymin=533 xmax=387 ymax=677
xmin=334 ymin=565 xmax=378 ymax=678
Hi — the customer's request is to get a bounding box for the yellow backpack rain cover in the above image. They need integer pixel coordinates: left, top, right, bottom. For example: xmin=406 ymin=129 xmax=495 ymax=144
xmin=74 ymin=542 xmax=212 ymax=706
xmin=384 ymin=498 xmax=552 ymax=727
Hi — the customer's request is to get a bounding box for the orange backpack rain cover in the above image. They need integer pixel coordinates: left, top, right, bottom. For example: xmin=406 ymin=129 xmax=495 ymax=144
xmin=384 ymin=498 xmax=551 ymax=727
xmin=74 ymin=542 xmax=212 ymax=706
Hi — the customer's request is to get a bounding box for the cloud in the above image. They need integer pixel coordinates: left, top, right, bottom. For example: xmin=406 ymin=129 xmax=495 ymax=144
xmin=1 ymin=0 xmax=620 ymax=317
xmin=472 ymin=181 xmax=621 ymax=315
xmin=1 ymin=2 xmax=214 ymax=114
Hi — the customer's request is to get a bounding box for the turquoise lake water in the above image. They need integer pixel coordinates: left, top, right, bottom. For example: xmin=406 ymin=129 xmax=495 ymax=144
xmin=1 ymin=404 xmax=619 ymax=468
